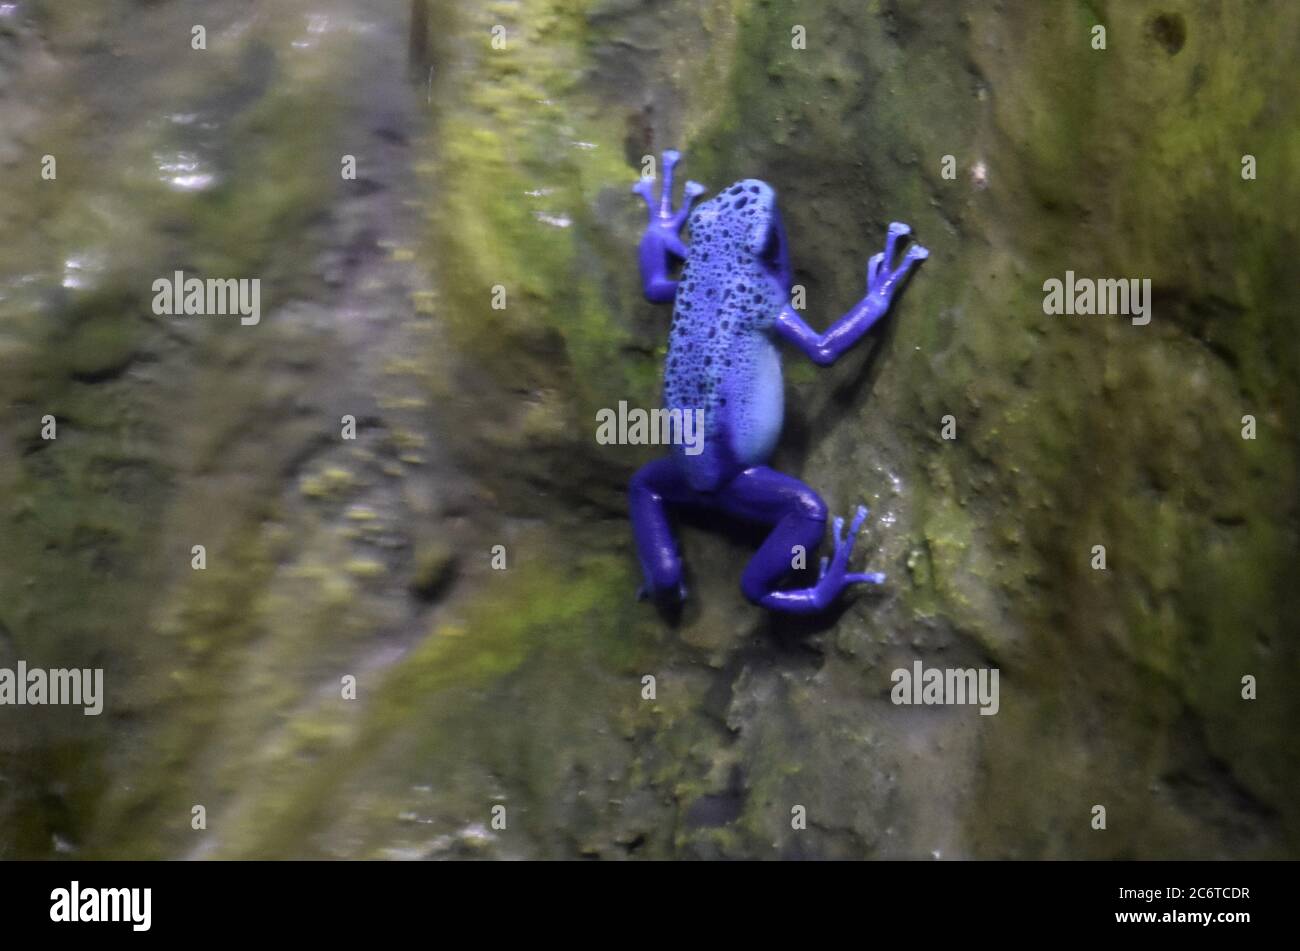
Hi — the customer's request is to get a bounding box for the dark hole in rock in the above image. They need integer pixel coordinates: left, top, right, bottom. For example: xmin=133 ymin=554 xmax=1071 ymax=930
xmin=1148 ymin=12 xmax=1186 ymax=55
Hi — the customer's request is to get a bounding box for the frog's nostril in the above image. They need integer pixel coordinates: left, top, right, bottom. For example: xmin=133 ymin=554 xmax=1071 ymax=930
xmin=1147 ymin=12 xmax=1186 ymax=55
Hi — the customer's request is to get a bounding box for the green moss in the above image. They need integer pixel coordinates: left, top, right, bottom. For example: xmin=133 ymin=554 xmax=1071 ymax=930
xmin=375 ymin=553 xmax=640 ymax=726
xmin=426 ymin=1 xmax=641 ymax=409
xmin=191 ymin=549 xmax=656 ymax=858
xmin=59 ymin=311 xmax=142 ymax=381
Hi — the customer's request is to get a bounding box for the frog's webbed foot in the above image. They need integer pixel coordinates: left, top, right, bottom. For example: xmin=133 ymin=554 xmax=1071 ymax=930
xmin=755 ymin=500 xmax=884 ymax=614
xmin=776 ymin=220 xmax=929 ymax=365
xmin=632 ymin=149 xmax=706 ymax=228
xmin=820 ymin=506 xmax=887 ymax=590
xmin=867 ymin=221 xmax=929 ymax=299
xmin=713 ymin=467 xmax=884 ymax=615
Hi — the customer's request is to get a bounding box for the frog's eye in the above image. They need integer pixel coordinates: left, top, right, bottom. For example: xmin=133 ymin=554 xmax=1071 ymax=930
xmin=753 ymin=206 xmax=789 ymax=282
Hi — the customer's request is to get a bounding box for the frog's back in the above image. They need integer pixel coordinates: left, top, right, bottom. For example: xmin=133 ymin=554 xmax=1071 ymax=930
xmin=664 ymin=180 xmax=785 ymax=491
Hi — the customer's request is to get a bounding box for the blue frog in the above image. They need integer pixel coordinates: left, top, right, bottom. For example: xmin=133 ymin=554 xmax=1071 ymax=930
xmin=628 ymin=149 xmax=928 ymax=614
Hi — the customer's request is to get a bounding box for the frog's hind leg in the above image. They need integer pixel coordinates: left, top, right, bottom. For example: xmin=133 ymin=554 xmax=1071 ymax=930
xmin=629 ymin=457 xmax=699 ymax=603
xmin=716 ymin=466 xmax=884 ymax=615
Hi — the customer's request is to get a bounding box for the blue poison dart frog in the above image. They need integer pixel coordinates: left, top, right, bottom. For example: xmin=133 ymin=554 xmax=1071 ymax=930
xmin=629 ymin=149 xmax=927 ymax=614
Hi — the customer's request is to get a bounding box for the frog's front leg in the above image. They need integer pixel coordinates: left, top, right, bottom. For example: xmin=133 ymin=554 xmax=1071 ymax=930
xmin=632 ymin=149 xmax=706 ymax=303
xmin=775 ymin=221 xmax=928 ymax=365
xmin=715 ymin=466 xmax=884 ymax=615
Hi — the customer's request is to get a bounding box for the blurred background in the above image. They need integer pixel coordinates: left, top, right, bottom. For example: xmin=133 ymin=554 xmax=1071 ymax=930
xmin=0 ymin=0 xmax=1296 ymax=859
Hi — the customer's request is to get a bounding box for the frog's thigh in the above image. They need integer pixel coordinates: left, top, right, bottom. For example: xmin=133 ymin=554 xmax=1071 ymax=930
xmin=715 ymin=466 xmax=828 ymax=599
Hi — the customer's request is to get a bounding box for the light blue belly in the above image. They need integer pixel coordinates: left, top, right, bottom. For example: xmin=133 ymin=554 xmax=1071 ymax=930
xmin=723 ymin=341 xmax=783 ymax=467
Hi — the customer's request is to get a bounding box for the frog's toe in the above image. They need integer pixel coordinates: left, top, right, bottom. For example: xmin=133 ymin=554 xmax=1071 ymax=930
xmin=849 ymin=504 xmax=869 ymax=537
xmin=847 ymin=571 xmax=886 ymax=586
xmin=873 ymin=228 xmax=929 ymax=292
xmin=632 ymin=177 xmax=657 ymax=217
xmin=882 ymin=222 xmax=911 ymax=265
xmin=867 ymin=252 xmax=885 ymax=287
xmin=685 ymin=180 xmax=707 ymax=199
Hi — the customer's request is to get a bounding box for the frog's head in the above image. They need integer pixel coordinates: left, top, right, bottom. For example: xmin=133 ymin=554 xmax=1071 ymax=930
xmin=693 ymin=179 xmax=792 ymax=291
